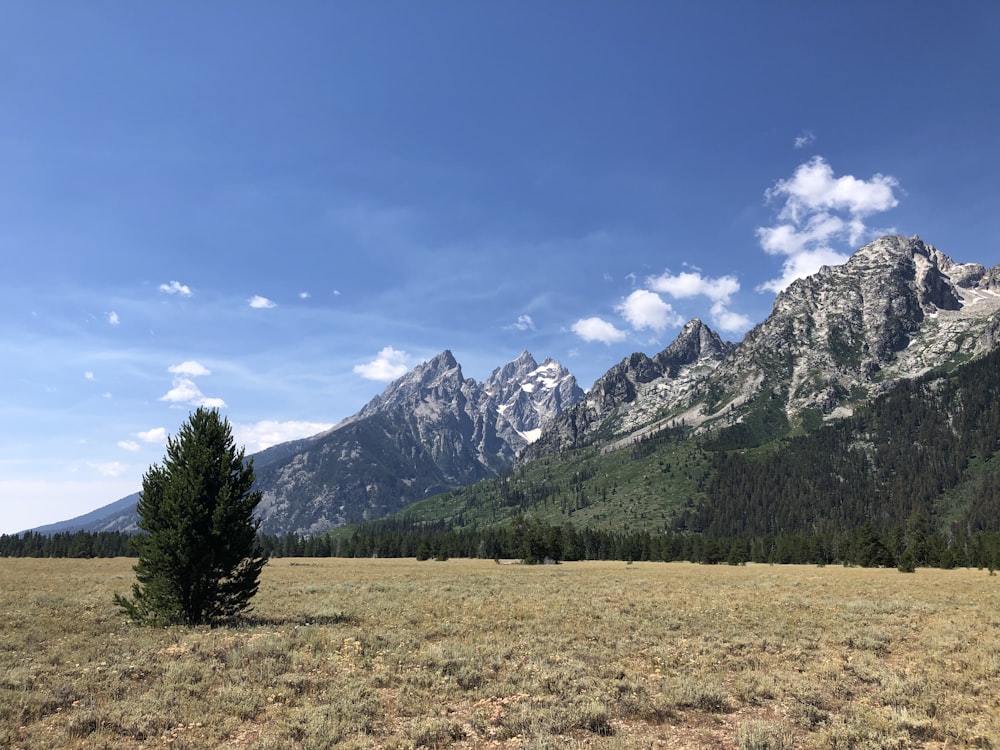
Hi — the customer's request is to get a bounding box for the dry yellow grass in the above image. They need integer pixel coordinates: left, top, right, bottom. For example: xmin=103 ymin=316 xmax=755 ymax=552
xmin=1 ymin=557 xmax=998 ymax=749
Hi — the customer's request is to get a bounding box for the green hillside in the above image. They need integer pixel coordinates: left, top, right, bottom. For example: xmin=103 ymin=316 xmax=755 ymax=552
xmin=402 ymin=426 xmax=711 ymax=534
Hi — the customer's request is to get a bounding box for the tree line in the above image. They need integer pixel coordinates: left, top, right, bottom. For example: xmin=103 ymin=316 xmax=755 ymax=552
xmin=297 ymin=515 xmax=1000 ymax=570
xmin=0 ymin=530 xmax=132 ymax=558
xmin=6 ymin=518 xmax=1000 ymax=571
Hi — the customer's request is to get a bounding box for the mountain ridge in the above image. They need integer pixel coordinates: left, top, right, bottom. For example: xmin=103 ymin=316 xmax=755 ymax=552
xmin=528 ymin=235 xmax=1000 ymax=458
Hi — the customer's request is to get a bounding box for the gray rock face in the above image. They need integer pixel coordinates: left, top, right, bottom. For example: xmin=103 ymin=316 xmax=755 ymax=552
xmin=531 ymin=235 xmax=1000 ymax=453
xmin=484 ymin=351 xmax=585 ymax=450
xmin=250 ymin=350 xmax=583 ymax=534
xmin=707 ymin=235 xmax=1000 ymax=422
xmin=526 ymin=319 xmax=735 ymax=456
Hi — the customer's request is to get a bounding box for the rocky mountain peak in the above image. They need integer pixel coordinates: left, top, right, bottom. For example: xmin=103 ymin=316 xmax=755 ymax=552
xmin=484 ymin=351 xmax=539 ymax=398
xmin=524 ymin=320 xmax=734 ymax=458
xmin=655 ymin=318 xmax=733 ymax=376
xmin=249 ymin=349 xmax=582 ymax=533
xmin=486 ymin=352 xmax=585 ymax=449
xmin=354 ymin=350 xmax=465 ymax=420
xmin=527 ymin=234 xmax=1000 ymax=457
xmin=686 ymin=234 xmax=1000 ymax=428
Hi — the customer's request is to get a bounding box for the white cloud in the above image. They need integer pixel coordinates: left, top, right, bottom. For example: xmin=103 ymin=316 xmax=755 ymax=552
xmin=168 ymin=360 xmax=210 ymax=377
xmin=353 ymin=347 xmax=411 ymax=381
xmin=514 ymin=314 xmax=535 ymax=331
xmin=90 ymin=461 xmax=127 ymax=477
xmin=249 ymin=295 xmax=277 ymax=309
xmin=159 ymin=362 xmax=226 ymax=408
xmin=571 ymin=317 xmax=628 ymax=344
xmin=233 ymin=420 xmax=336 ymax=452
xmin=793 ymin=131 xmax=816 ymax=149
xmin=137 ymin=427 xmax=167 ymax=443
xmin=756 ymin=246 xmax=850 ymax=294
xmin=710 ymin=301 xmax=754 ymax=333
xmin=106 ymin=311 xmax=120 ymax=325
xmin=117 ymin=440 xmax=140 ymax=452
xmin=159 ymin=280 xmax=192 ymax=296
xmin=160 ymin=377 xmax=204 ymax=404
xmin=647 ymin=270 xmax=740 ymax=304
xmin=615 ymin=290 xmax=683 ymax=333
xmin=756 ymin=156 xmax=900 ymax=292
xmin=299 ymin=291 xmax=311 ymax=299
xmin=84 ymin=371 xmax=95 ymax=381
xmin=768 ymin=156 xmax=899 ymax=224
xmin=643 ymin=268 xmax=749 ymax=335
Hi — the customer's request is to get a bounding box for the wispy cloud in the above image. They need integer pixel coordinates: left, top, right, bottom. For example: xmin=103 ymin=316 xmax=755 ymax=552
xmin=299 ymin=291 xmax=311 ymax=299
xmin=84 ymin=371 xmax=95 ymax=381
xmin=353 ymin=347 xmax=411 ymax=381
xmin=106 ymin=311 xmax=120 ymax=325
xmin=756 ymin=156 xmax=900 ymax=293
xmin=234 ymin=420 xmax=335 ymax=452
xmin=571 ymin=317 xmax=627 ymax=344
xmin=90 ymin=461 xmax=127 ymax=477
xmin=168 ymin=361 xmax=210 ymax=377
xmin=117 ymin=440 xmax=140 ymax=452
xmin=793 ymin=130 xmax=816 ymax=149
xmin=249 ymin=295 xmax=277 ymax=309
xmin=137 ymin=427 xmax=167 ymax=443
xmin=159 ymin=280 xmax=192 ymax=296
xmin=510 ymin=314 xmax=535 ymax=331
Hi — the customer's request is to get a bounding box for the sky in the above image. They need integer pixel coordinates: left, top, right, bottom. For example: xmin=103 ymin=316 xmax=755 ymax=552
xmin=2 ymin=2 xmax=999 ymax=534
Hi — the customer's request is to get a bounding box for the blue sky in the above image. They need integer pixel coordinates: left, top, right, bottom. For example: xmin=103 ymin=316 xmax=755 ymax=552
xmin=2 ymin=2 xmax=998 ymax=533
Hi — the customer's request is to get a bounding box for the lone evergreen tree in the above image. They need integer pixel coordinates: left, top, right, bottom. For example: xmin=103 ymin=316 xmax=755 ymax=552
xmin=115 ymin=408 xmax=267 ymax=625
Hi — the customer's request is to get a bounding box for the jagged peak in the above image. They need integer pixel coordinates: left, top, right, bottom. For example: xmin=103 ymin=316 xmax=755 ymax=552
xmin=485 ymin=351 xmax=539 ymax=391
xmin=409 ymin=350 xmax=464 ymax=385
xmin=352 ymin=350 xmax=466 ymax=420
xmin=849 ymin=234 xmax=952 ymax=268
xmin=674 ymin=318 xmax=719 ymax=344
xmin=426 ymin=349 xmax=460 ymax=370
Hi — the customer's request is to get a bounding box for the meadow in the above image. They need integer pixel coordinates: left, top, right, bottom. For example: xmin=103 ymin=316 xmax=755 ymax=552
xmin=1 ymin=557 xmax=998 ymax=749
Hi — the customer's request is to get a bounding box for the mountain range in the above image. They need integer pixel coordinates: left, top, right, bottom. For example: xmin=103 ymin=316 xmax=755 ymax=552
xmin=35 ymin=351 xmax=584 ymax=536
xmin=530 ymin=235 xmax=1000 ymax=457
xmin=34 ymin=235 xmax=1000 ymax=540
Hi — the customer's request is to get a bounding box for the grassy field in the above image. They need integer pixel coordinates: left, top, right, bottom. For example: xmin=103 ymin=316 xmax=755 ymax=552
xmin=1 ymin=558 xmax=998 ymax=749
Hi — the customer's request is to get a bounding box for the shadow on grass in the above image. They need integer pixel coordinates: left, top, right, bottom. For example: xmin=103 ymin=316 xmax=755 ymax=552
xmin=238 ymin=612 xmax=358 ymax=627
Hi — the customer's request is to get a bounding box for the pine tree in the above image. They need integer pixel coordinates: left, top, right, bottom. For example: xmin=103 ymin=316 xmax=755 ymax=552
xmin=114 ymin=408 xmax=267 ymax=626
